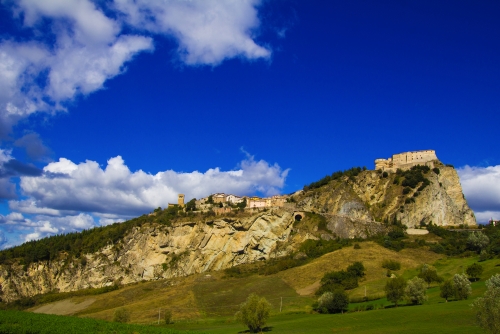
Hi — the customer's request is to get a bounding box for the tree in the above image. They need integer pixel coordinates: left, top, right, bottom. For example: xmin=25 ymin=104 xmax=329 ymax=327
xmin=440 ymin=280 xmax=455 ymax=302
xmin=316 ymin=290 xmax=349 ymax=314
xmin=347 ymin=262 xmax=365 ymax=278
xmin=405 ymin=277 xmax=428 ymax=305
xmin=465 ymin=263 xmax=483 ymax=281
xmin=113 ymin=308 xmax=130 ymax=323
xmin=467 ymin=232 xmax=490 ymax=253
xmin=418 ymin=264 xmax=442 ymax=285
xmin=466 ymin=263 xmax=484 ymax=282
xmin=453 ymin=273 xmax=472 ymax=300
xmin=235 ymin=294 xmax=272 ymax=333
xmin=385 ymin=276 xmax=407 ymax=307
xmin=472 ymin=274 xmax=500 ymax=334
xmin=185 ymin=198 xmax=196 ymax=211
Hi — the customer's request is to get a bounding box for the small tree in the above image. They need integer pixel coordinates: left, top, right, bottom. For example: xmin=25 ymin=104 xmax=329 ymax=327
xmin=466 ymin=263 xmax=484 ymax=282
xmin=453 ymin=273 xmax=472 ymax=300
xmin=347 ymin=262 xmax=365 ymax=278
xmin=316 ymin=290 xmax=349 ymax=314
xmin=164 ymin=309 xmax=173 ymax=325
xmin=418 ymin=264 xmax=442 ymax=286
xmin=467 ymin=232 xmax=489 ymax=253
xmin=235 ymin=294 xmax=272 ymax=333
xmin=472 ymin=274 xmax=500 ymax=334
xmin=440 ymin=280 xmax=455 ymax=302
xmin=385 ymin=276 xmax=407 ymax=307
xmin=113 ymin=308 xmax=130 ymax=323
xmin=405 ymin=277 xmax=428 ymax=305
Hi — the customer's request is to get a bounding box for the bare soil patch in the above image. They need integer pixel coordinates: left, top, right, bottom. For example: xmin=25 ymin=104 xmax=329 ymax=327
xmin=33 ymin=298 xmax=95 ymax=315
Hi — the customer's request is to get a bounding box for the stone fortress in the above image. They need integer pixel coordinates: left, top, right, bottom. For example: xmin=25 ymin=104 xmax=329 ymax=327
xmin=375 ymin=149 xmax=438 ymax=172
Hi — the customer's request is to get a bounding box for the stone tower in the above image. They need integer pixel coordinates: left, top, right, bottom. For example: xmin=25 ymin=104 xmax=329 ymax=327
xmin=178 ymin=194 xmax=185 ymax=207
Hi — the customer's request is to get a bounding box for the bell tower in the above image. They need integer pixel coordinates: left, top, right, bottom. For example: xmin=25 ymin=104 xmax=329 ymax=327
xmin=178 ymin=194 xmax=185 ymax=207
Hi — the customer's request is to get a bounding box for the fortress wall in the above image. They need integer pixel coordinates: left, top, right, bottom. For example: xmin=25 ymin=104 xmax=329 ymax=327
xmin=375 ymin=150 xmax=438 ymax=171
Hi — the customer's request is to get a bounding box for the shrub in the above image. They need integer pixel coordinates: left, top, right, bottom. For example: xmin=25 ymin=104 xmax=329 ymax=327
xmin=235 ymin=294 xmax=271 ymax=333
xmin=353 ymin=243 xmax=361 ymax=249
xmin=432 ymin=167 xmax=440 ymax=175
xmin=405 ymin=277 xmax=428 ymax=305
xmin=113 ymin=308 xmax=130 ymax=323
xmin=382 ymin=259 xmax=401 ymax=271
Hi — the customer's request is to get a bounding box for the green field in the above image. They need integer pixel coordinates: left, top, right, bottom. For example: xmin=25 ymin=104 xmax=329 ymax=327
xmin=0 ymin=310 xmax=202 ymax=334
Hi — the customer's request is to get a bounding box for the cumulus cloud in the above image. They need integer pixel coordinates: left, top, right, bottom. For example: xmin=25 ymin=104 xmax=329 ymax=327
xmin=0 ymin=0 xmax=271 ymax=137
xmin=114 ymin=0 xmax=270 ymax=65
xmin=458 ymin=165 xmax=500 ymax=223
xmin=0 ymin=211 xmax=96 ymax=242
xmin=0 ymin=0 xmax=154 ymax=138
xmin=12 ymin=154 xmax=289 ymax=217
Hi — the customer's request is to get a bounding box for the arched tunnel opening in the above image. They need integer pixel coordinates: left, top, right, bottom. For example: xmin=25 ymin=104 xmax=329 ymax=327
xmin=294 ymin=214 xmax=302 ymax=222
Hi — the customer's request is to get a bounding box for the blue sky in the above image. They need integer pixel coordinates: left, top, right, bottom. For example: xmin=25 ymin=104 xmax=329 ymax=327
xmin=0 ymin=0 xmax=499 ymax=247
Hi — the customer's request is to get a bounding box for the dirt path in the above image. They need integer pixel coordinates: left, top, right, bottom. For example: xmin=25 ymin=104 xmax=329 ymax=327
xmin=33 ymin=298 xmax=96 ymax=315
xmin=296 ymin=280 xmax=320 ymax=296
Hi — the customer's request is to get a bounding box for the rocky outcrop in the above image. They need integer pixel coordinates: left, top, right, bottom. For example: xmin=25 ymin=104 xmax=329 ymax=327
xmin=0 ymin=209 xmax=302 ymax=302
xmin=295 ymin=165 xmax=476 ymax=230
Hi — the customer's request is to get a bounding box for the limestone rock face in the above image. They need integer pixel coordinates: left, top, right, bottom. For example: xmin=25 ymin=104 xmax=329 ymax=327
xmin=0 ymin=209 xmax=300 ymax=302
xmin=295 ymin=166 xmax=476 ymax=231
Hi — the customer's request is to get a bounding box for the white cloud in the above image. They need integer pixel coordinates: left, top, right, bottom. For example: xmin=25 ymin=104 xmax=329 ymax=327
xmin=0 ymin=0 xmax=271 ymax=137
xmin=13 ymin=154 xmax=289 ymax=217
xmin=0 ymin=0 xmax=153 ymax=137
xmin=115 ymin=0 xmax=271 ymax=65
xmin=458 ymin=165 xmax=500 ymax=223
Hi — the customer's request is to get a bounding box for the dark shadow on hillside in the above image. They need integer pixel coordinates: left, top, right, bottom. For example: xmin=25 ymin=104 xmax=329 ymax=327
xmin=238 ymin=326 xmax=273 ymax=333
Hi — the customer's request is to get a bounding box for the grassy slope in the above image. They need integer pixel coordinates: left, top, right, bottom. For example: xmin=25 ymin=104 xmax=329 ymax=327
xmin=26 ymin=240 xmax=500 ymax=333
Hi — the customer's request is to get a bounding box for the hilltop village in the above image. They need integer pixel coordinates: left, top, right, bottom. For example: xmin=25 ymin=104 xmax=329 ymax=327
xmin=168 ymin=149 xmax=441 ymax=215
xmin=170 ymin=192 xmax=290 ymax=215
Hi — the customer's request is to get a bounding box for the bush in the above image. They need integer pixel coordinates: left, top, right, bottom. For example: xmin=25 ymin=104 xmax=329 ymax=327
xmin=113 ymin=308 xmax=130 ymax=323
xmin=405 ymin=277 xmax=428 ymax=305
xmin=432 ymin=167 xmax=440 ymax=175
xmin=353 ymin=243 xmax=361 ymax=249
xmin=382 ymin=259 xmax=401 ymax=271
xmin=316 ymin=290 xmax=349 ymax=314
xmin=235 ymin=294 xmax=271 ymax=333
xmin=385 ymin=276 xmax=407 ymax=307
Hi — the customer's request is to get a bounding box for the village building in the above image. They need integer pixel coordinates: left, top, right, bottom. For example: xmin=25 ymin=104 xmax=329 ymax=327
xmin=226 ymin=194 xmax=244 ymax=204
xmin=213 ymin=193 xmax=227 ymax=204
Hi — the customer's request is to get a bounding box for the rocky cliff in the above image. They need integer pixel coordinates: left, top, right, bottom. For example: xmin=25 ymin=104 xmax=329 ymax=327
xmin=0 ymin=164 xmax=476 ymax=302
xmin=0 ymin=209 xmax=308 ymax=302
xmin=295 ymin=164 xmax=476 ymax=238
